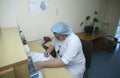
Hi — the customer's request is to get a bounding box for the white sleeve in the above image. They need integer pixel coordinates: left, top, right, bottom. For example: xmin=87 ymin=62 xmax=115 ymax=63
xmin=61 ymin=38 xmax=82 ymax=65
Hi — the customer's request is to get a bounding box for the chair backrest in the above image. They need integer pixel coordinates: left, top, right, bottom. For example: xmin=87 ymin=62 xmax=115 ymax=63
xmin=81 ymin=39 xmax=93 ymax=70
xmin=102 ymin=35 xmax=118 ymax=52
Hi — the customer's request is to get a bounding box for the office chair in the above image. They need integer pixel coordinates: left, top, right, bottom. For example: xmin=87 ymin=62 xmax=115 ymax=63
xmin=81 ymin=40 xmax=93 ymax=78
xmin=102 ymin=35 xmax=118 ymax=52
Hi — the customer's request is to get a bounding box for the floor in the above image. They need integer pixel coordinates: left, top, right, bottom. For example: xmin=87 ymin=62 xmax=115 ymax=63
xmin=84 ymin=43 xmax=120 ymax=78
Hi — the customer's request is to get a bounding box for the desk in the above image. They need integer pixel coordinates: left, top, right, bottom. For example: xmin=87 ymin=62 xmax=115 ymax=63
xmin=76 ymin=32 xmax=104 ymax=52
xmin=76 ymin=32 xmax=104 ymax=41
xmin=0 ymin=27 xmax=29 ymax=78
xmin=28 ymin=41 xmax=73 ymax=78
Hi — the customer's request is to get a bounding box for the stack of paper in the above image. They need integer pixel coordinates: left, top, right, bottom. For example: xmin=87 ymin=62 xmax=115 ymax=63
xmin=30 ymin=52 xmax=50 ymax=62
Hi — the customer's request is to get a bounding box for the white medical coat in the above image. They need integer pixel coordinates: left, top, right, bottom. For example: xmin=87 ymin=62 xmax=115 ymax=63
xmin=51 ymin=33 xmax=86 ymax=78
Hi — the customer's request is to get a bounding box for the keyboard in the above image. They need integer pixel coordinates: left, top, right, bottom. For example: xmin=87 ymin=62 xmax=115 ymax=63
xmin=28 ymin=56 xmax=42 ymax=78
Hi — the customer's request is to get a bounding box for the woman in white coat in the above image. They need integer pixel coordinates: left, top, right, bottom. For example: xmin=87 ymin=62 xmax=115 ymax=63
xmin=34 ymin=21 xmax=86 ymax=78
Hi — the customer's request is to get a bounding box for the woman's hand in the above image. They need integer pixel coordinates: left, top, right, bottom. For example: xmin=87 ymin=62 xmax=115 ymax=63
xmin=34 ymin=58 xmax=65 ymax=68
xmin=34 ymin=61 xmax=43 ymax=70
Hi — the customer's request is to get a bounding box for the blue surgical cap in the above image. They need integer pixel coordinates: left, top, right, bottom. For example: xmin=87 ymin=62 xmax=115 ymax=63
xmin=51 ymin=21 xmax=72 ymax=35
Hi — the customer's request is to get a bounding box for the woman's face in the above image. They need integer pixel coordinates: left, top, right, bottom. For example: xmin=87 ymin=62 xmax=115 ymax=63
xmin=54 ymin=34 xmax=67 ymax=41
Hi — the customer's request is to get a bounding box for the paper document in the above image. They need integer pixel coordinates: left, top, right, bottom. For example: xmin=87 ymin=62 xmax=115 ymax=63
xmin=30 ymin=52 xmax=50 ymax=62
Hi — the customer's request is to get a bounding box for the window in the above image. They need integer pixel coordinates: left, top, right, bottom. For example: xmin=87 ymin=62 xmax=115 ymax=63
xmin=115 ymin=18 xmax=120 ymax=42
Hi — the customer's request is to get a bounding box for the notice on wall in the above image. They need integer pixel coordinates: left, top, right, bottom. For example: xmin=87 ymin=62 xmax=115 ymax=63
xmin=28 ymin=0 xmax=47 ymax=12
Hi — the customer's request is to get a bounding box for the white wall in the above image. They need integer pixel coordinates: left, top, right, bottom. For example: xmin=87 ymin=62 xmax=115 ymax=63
xmin=0 ymin=0 xmax=17 ymax=28
xmin=0 ymin=0 xmax=107 ymax=41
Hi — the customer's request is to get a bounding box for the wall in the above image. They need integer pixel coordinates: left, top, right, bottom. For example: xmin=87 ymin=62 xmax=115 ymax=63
xmin=0 ymin=0 xmax=17 ymax=28
xmin=0 ymin=0 xmax=107 ymax=41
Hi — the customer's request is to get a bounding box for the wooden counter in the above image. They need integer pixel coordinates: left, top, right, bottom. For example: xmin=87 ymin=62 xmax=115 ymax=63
xmin=0 ymin=27 xmax=29 ymax=78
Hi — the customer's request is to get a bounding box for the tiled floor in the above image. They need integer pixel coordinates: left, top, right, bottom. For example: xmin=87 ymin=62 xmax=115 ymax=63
xmin=84 ymin=43 xmax=120 ymax=78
